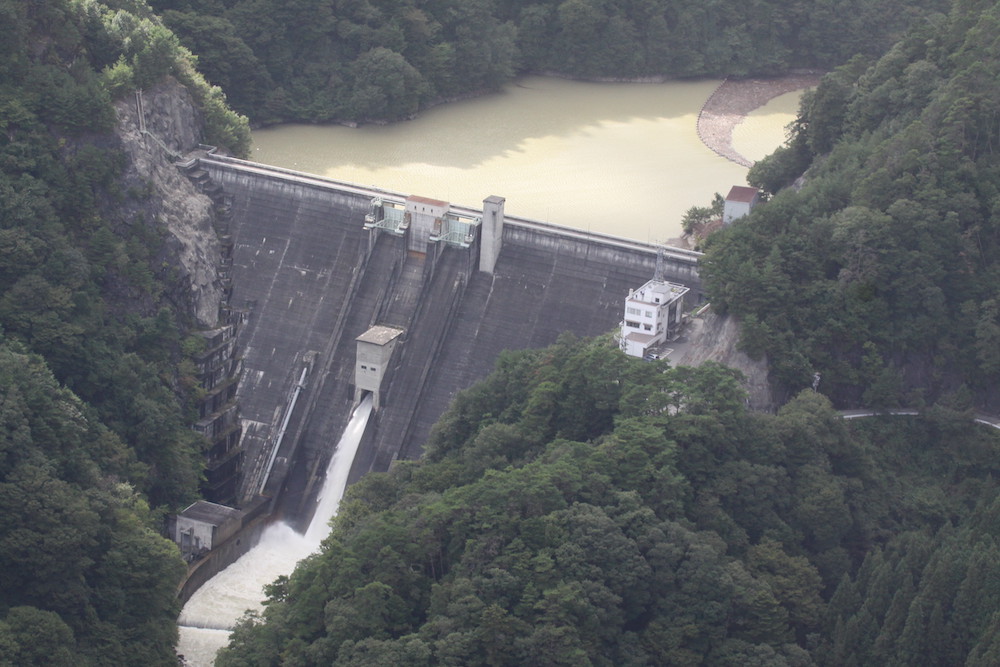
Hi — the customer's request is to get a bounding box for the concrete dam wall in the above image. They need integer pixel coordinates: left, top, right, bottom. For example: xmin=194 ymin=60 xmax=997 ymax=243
xmin=199 ymin=156 xmax=703 ymax=526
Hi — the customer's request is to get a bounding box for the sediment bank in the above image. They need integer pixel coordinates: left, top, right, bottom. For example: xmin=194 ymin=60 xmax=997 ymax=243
xmin=697 ymin=73 xmax=823 ymax=167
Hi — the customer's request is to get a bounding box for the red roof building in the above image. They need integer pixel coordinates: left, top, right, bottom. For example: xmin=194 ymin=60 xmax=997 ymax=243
xmin=723 ymin=185 xmax=761 ymax=223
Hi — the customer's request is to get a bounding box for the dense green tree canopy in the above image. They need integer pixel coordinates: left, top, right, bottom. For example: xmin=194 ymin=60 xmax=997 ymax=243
xmin=704 ymin=0 xmax=1000 ymax=409
xmin=6 ymin=0 xmax=1000 ymax=662
xmin=0 ymin=340 xmax=185 ymax=664
xmin=0 ymin=0 xmax=250 ymax=662
xmin=218 ymin=336 xmax=1000 ymax=665
xmin=0 ymin=0 xmax=221 ymax=509
xmin=151 ymin=0 xmax=948 ymax=125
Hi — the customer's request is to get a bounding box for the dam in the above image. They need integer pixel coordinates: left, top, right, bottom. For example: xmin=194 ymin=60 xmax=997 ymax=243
xmin=178 ymin=151 xmax=703 ymax=569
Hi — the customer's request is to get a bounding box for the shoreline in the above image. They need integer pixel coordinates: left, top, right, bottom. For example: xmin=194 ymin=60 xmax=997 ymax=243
xmin=665 ymin=73 xmax=823 ymax=248
xmin=697 ymin=73 xmax=823 ymax=168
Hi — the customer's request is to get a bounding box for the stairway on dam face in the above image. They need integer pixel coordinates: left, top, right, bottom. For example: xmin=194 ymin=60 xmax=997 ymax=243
xmin=351 ymin=245 xmax=469 ymax=479
xmin=378 ymin=252 xmax=426 ymax=328
xmin=397 ymin=234 xmax=664 ymax=462
xmin=275 ymin=232 xmax=408 ymax=526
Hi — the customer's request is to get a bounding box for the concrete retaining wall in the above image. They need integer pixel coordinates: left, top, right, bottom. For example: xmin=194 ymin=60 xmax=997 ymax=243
xmin=176 ymin=499 xmax=271 ymax=605
xmin=502 ymin=217 xmax=703 ymax=300
xmin=195 ymin=155 xmax=706 ymax=510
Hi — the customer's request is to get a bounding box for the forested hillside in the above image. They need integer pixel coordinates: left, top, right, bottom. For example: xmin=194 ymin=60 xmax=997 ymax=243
xmin=218 ymin=336 xmax=1000 ymax=665
xmin=212 ymin=4 xmax=1000 ymax=663
xmin=151 ymin=0 xmax=947 ymax=125
xmin=6 ymin=0 xmax=1000 ymax=663
xmin=701 ymin=0 xmax=1000 ymax=410
xmin=0 ymin=0 xmax=247 ymax=662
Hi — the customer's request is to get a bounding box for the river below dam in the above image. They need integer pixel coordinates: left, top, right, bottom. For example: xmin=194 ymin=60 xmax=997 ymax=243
xmin=176 ymin=397 xmax=374 ymax=666
xmin=251 ymin=76 xmax=803 ymax=242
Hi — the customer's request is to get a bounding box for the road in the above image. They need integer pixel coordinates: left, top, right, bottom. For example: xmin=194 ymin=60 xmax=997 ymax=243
xmin=839 ymin=408 xmax=1000 ymax=431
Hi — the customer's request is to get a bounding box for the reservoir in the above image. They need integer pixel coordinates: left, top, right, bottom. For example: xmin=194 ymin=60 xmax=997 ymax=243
xmin=732 ymin=90 xmax=801 ymax=164
xmin=251 ymin=76 xmax=800 ymax=242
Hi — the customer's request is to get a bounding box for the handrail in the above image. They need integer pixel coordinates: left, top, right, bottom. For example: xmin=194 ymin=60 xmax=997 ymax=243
xmin=197 ymin=154 xmax=702 ymax=262
xmin=839 ymin=408 xmax=1000 ymax=430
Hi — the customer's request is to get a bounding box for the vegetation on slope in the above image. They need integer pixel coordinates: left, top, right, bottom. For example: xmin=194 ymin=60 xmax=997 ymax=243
xmin=0 ymin=342 xmax=185 ymax=665
xmin=0 ymin=0 xmax=247 ymax=661
xmin=702 ymin=0 xmax=1000 ymax=409
xmin=4 ymin=0 xmax=999 ymax=662
xmin=150 ymin=0 xmax=948 ymax=125
xmin=218 ymin=336 xmax=1000 ymax=665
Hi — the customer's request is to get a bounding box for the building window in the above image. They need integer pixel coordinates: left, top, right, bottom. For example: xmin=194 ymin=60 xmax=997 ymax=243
xmin=625 ymin=320 xmax=640 ymax=328
xmin=361 ymin=365 xmax=368 ymax=370
xmin=643 ymin=324 xmax=652 ymax=331
xmin=626 ymin=306 xmax=641 ymax=316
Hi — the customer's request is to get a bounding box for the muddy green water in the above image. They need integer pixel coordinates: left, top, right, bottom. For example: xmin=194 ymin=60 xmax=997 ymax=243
xmin=731 ymin=90 xmax=801 ymax=165
xmin=251 ymin=76 xmax=798 ymax=242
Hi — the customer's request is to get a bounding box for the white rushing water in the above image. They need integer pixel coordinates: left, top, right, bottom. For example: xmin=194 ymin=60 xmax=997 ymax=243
xmin=176 ymin=396 xmax=374 ymax=666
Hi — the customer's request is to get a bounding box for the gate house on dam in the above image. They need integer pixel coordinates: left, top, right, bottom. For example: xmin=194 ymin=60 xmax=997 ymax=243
xmin=194 ymin=155 xmax=702 ymax=528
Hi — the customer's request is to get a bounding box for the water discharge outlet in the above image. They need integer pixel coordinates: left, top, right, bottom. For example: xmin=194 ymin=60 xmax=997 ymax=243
xmin=176 ymin=395 xmax=374 ymax=665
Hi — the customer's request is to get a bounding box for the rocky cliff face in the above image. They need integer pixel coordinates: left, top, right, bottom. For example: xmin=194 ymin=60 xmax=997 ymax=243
xmin=670 ymin=310 xmax=774 ymax=411
xmin=113 ymin=77 xmax=223 ymax=328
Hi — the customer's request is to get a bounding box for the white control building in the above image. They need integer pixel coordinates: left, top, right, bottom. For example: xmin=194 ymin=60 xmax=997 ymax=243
xmin=620 ymin=278 xmax=689 ymax=358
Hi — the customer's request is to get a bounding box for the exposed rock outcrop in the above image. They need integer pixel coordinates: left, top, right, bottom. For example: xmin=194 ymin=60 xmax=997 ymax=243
xmin=113 ymin=78 xmax=223 ymax=328
xmin=670 ymin=310 xmax=774 ymax=411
